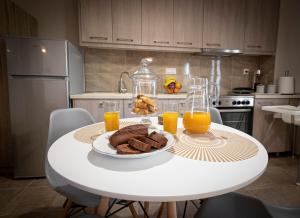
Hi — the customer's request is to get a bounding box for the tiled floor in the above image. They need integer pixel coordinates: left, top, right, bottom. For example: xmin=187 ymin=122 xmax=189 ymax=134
xmin=0 ymin=156 xmax=300 ymax=218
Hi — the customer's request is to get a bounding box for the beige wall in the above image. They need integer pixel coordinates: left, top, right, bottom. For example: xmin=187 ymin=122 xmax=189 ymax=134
xmin=11 ymin=0 xmax=79 ymax=45
xmin=84 ymin=49 xmax=274 ymax=95
xmin=274 ymin=0 xmax=300 ymax=92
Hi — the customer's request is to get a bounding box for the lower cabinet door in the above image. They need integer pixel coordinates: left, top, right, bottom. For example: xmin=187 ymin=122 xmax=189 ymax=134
xmin=123 ymin=99 xmax=138 ymax=118
xmin=73 ymin=99 xmax=124 ymax=122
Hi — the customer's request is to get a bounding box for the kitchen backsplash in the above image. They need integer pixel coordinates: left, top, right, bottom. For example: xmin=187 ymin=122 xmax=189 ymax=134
xmin=84 ymin=49 xmax=274 ymax=95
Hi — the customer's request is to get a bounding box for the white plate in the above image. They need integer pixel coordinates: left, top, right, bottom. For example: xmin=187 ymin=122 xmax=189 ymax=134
xmin=92 ymin=129 xmax=175 ymax=159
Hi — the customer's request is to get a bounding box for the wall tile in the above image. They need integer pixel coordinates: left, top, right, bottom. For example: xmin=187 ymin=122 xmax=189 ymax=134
xmin=84 ymin=49 xmax=274 ymax=95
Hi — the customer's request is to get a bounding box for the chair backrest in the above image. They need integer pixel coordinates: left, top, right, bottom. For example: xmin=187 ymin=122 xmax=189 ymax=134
xmin=209 ymin=107 xmax=223 ymax=124
xmin=46 ymin=108 xmax=95 ymax=151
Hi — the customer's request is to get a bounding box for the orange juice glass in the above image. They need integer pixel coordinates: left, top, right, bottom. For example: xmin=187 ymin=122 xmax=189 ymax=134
xmin=162 ymin=102 xmax=179 ymax=134
xmin=104 ymin=111 xmax=119 ymax=131
xmin=183 ymin=111 xmax=211 ymax=134
xmin=163 ymin=112 xmax=178 ymax=134
xmin=103 ymin=101 xmax=120 ymax=131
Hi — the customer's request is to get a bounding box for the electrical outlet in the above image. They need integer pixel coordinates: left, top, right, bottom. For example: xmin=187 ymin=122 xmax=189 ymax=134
xmin=165 ymin=68 xmax=176 ymax=75
xmin=243 ymin=68 xmax=250 ymax=75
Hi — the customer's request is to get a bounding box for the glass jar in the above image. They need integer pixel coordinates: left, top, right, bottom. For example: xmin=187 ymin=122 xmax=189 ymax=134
xmin=131 ymin=58 xmax=158 ymax=121
xmin=183 ymin=77 xmax=211 ymax=134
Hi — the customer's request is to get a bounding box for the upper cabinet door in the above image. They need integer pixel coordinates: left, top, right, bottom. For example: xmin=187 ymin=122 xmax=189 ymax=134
xmin=79 ymin=0 xmax=112 ymax=43
xmin=203 ymin=0 xmax=245 ymax=50
xmin=174 ymin=0 xmax=203 ymax=48
xmin=112 ymin=0 xmax=141 ymax=44
xmin=244 ymin=0 xmax=279 ymax=53
xmin=142 ymin=0 xmax=173 ymax=46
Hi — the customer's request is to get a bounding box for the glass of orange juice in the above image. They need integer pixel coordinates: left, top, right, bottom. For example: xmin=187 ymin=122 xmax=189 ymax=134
xmin=183 ymin=77 xmax=211 ymax=134
xmin=183 ymin=111 xmax=211 ymax=133
xmin=163 ymin=102 xmax=178 ymax=134
xmin=103 ymin=101 xmax=119 ymax=131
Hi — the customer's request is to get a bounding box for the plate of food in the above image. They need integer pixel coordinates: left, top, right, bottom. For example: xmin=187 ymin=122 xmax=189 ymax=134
xmin=92 ymin=124 xmax=175 ymax=159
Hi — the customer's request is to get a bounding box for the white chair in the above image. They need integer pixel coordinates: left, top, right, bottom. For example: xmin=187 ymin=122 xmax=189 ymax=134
xmin=209 ymin=107 xmax=223 ymax=125
xmin=47 ymin=108 xmax=139 ymax=217
xmin=46 ymin=108 xmax=101 ymax=216
xmin=194 ymin=192 xmax=300 ymax=218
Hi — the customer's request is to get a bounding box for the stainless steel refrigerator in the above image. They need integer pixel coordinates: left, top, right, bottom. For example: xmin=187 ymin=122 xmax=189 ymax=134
xmin=5 ymin=37 xmax=85 ymax=178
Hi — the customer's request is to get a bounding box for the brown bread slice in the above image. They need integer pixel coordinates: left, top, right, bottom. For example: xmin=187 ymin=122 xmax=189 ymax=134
xmin=116 ymin=144 xmax=141 ymax=154
xmin=148 ymin=131 xmax=168 ymax=148
xmin=128 ymin=138 xmax=151 ymax=152
xmin=109 ymin=130 xmax=144 ymax=147
xmin=109 ymin=124 xmax=148 ymax=147
xmin=135 ymin=136 xmax=161 ymax=149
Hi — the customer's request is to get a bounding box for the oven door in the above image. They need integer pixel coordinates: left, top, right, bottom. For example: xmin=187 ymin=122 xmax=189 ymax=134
xmin=218 ymin=108 xmax=253 ymax=135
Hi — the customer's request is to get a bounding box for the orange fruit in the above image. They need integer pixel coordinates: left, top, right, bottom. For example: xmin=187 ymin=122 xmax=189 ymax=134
xmin=175 ymin=82 xmax=182 ymax=89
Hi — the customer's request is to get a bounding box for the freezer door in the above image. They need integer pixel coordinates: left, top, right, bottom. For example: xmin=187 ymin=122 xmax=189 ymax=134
xmin=9 ymin=77 xmax=68 ymax=178
xmin=6 ymin=38 xmax=68 ymax=76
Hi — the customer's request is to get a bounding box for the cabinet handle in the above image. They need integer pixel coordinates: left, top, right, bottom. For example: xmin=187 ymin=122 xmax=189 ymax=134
xmin=177 ymin=42 xmax=192 ymax=45
xmin=89 ymin=36 xmax=108 ymax=40
xmin=206 ymin=43 xmax=221 ymax=47
xmin=153 ymin=40 xmax=170 ymax=44
xmin=116 ymin=38 xmax=134 ymax=42
xmin=98 ymin=102 xmax=103 ymax=108
xmin=247 ymin=45 xmax=262 ymax=48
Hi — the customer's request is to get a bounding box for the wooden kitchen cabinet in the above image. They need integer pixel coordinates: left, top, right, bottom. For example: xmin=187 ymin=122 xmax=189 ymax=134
xmin=244 ymin=0 xmax=279 ymax=53
xmin=112 ymin=0 xmax=141 ymax=45
xmin=73 ymin=99 xmax=124 ymax=122
xmin=203 ymin=0 xmax=245 ymax=50
xmin=142 ymin=0 xmax=173 ymax=46
xmin=79 ymin=0 xmax=112 ymax=43
xmin=253 ymin=98 xmax=290 ymax=153
xmin=173 ymin=0 xmax=203 ymax=48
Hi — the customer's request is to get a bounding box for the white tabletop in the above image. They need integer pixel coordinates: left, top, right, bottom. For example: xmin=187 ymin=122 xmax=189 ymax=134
xmin=48 ymin=117 xmax=268 ymax=202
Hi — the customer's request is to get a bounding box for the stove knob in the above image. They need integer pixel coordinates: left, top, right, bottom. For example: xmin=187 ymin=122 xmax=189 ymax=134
xmin=212 ymin=100 xmax=216 ymax=106
xmin=237 ymin=101 xmax=241 ymax=105
xmin=232 ymin=101 xmax=237 ymax=105
xmin=218 ymin=101 xmax=221 ymax=105
xmin=242 ymin=100 xmax=246 ymax=105
xmin=245 ymin=100 xmax=250 ymax=105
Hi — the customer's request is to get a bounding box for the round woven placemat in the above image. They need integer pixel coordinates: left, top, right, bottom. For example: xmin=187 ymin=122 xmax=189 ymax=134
xmin=73 ymin=121 xmax=139 ymax=144
xmin=167 ymin=128 xmax=258 ymax=162
xmin=74 ymin=124 xmax=258 ymax=162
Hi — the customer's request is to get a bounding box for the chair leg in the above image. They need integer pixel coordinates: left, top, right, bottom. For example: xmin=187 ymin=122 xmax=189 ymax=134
xmin=63 ymin=198 xmax=68 ymax=208
xmin=64 ymin=199 xmax=73 ymax=218
xmin=157 ymin=202 xmax=166 ymax=218
xmin=182 ymin=201 xmax=188 ymax=218
xmin=144 ymin=201 xmax=150 ymax=218
xmin=97 ymin=197 xmax=110 ymax=216
xmin=128 ymin=202 xmax=139 ymax=218
xmin=297 ymin=157 xmax=300 ymax=185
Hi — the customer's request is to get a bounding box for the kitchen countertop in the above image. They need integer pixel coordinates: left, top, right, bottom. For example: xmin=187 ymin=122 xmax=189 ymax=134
xmin=70 ymin=92 xmax=300 ymax=100
xmin=254 ymin=93 xmax=300 ymax=99
xmin=70 ymin=92 xmax=187 ymax=99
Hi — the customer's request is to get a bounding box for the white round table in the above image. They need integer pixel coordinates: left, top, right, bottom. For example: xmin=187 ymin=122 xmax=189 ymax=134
xmin=48 ymin=117 xmax=268 ymax=218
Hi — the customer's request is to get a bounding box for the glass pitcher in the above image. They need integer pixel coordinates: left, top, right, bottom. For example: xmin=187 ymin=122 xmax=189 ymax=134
xmin=131 ymin=57 xmax=158 ymax=123
xmin=183 ymin=77 xmax=211 ymax=134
